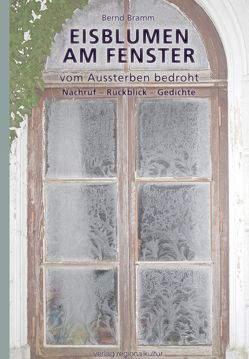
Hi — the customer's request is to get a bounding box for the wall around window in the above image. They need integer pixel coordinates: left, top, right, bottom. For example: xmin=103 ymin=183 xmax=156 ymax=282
xmin=10 ymin=1 xmax=249 ymax=358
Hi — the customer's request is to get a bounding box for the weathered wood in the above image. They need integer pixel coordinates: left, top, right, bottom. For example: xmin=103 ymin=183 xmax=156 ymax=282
xmin=28 ymin=101 xmax=45 ymax=359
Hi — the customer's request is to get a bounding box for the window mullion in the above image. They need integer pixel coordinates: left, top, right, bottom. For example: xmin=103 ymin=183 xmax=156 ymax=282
xmin=118 ymin=95 xmax=132 ymax=351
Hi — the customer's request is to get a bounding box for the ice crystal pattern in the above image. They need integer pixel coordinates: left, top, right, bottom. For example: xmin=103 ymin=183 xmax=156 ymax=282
xmin=46 ymin=268 xmax=118 ymax=345
xmin=137 ymin=99 xmax=210 ymax=177
xmin=137 ymin=267 xmax=211 ymax=345
xmin=45 ymin=99 xmax=117 ymax=178
xmin=45 ymin=184 xmax=117 ymax=261
xmin=138 ymin=184 xmax=210 ymax=261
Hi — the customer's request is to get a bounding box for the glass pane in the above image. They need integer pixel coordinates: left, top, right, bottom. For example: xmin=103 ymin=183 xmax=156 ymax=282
xmin=45 ymin=99 xmax=117 ymax=178
xmin=46 ymin=268 xmax=118 ymax=345
xmin=137 ymin=99 xmax=210 ymax=177
xmin=46 ymin=0 xmax=124 ymax=71
xmin=138 ymin=184 xmax=210 ymax=261
xmin=129 ymin=0 xmax=209 ymax=71
xmin=137 ymin=266 xmax=211 ymax=346
xmin=45 ymin=184 xmax=117 ymax=261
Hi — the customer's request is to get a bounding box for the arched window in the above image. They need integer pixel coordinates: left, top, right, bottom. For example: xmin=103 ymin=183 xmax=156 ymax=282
xmin=28 ymin=1 xmax=228 ymax=358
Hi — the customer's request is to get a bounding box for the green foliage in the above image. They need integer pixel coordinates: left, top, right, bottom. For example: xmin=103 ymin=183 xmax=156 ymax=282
xmin=10 ymin=0 xmax=88 ymax=141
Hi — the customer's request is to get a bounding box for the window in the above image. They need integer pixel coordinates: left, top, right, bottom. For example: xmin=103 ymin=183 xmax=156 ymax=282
xmin=28 ymin=1 xmax=228 ymax=358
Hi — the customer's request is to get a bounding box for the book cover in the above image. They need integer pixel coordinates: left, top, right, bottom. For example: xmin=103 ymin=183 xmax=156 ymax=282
xmin=9 ymin=1 xmax=249 ymax=359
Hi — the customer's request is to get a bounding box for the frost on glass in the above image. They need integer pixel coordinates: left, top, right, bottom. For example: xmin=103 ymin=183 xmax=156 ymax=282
xmin=45 ymin=99 xmax=117 ymax=178
xmin=129 ymin=0 xmax=209 ymax=71
xmin=137 ymin=267 xmax=211 ymax=346
xmin=45 ymin=184 xmax=117 ymax=261
xmin=138 ymin=184 xmax=210 ymax=261
xmin=46 ymin=268 xmax=118 ymax=345
xmin=46 ymin=0 xmax=124 ymax=70
xmin=137 ymin=99 xmax=210 ymax=177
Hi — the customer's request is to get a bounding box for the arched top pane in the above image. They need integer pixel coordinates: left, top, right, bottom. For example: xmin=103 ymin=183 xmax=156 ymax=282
xmin=46 ymin=0 xmax=124 ymax=71
xmin=129 ymin=0 xmax=209 ymax=70
xmin=46 ymin=0 xmax=210 ymax=71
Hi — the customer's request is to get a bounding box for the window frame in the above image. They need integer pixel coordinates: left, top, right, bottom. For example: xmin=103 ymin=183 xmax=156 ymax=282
xmin=27 ymin=0 xmax=229 ymax=357
xmin=28 ymin=86 xmax=228 ymax=359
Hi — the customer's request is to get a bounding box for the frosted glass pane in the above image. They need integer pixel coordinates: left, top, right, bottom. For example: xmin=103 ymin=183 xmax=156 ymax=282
xmin=46 ymin=268 xmax=118 ymax=345
xmin=137 ymin=99 xmax=210 ymax=177
xmin=129 ymin=0 xmax=209 ymax=71
xmin=45 ymin=99 xmax=117 ymax=178
xmin=137 ymin=267 xmax=211 ymax=346
xmin=46 ymin=0 xmax=124 ymax=70
xmin=46 ymin=0 xmax=209 ymax=72
xmin=138 ymin=184 xmax=210 ymax=261
xmin=45 ymin=184 xmax=117 ymax=261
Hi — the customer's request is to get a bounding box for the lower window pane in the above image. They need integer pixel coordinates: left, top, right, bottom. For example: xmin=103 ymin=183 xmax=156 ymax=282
xmin=45 ymin=267 xmax=118 ymax=346
xmin=137 ymin=266 xmax=211 ymax=346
